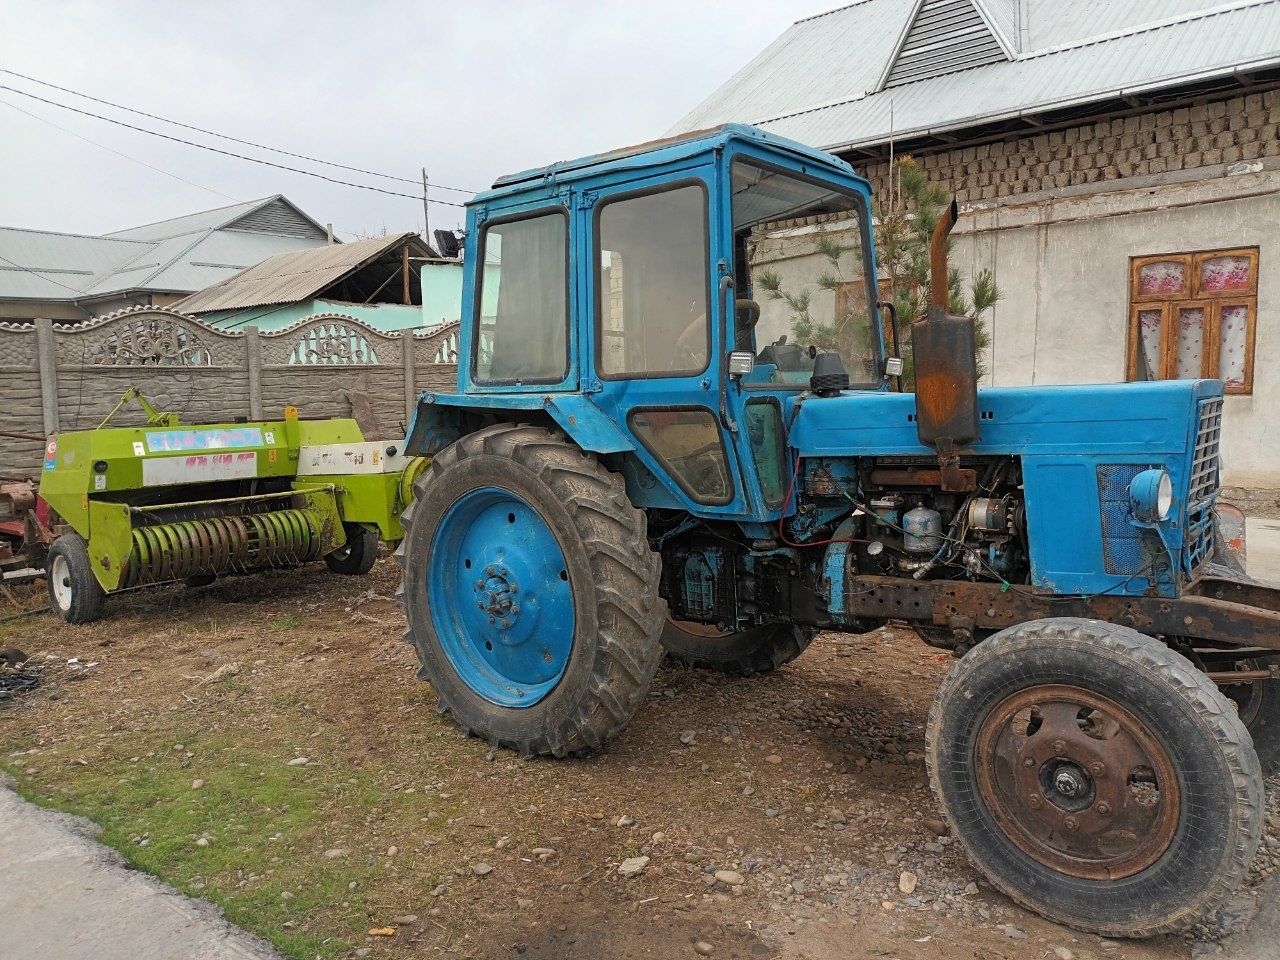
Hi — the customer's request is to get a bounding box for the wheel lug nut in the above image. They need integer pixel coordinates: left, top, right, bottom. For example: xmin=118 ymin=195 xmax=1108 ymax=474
xmin=1064 ymin=816 xmax=1079 ymax=832
xmin=1089 ymin=761 xmax=1106 ymax=777
xmin=1024 ymin=758 xmax=1036 ymax=768
xmin=1052 ymin=739 xmax=1068 ymax=756
xmin=1096 ymin=802 xmax=1112 ymax=816
xmin=1027 ymin=794 xmax=1043 ymax=809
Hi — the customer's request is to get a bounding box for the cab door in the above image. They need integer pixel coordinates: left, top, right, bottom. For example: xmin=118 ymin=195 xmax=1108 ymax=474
xmin=582 ymin=169 xmax=750 ymax=516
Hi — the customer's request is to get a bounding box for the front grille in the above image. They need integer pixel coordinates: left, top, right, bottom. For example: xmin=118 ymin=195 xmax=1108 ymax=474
xmin=1097 ymin=464 xmax=1156 ymax=576
xmin=1185 ymin=504 xmax=1215 ymax=573
xmin=1189 ymin=397 xmax=1223 ymax=505
xmin=1184 ymin=396 xmax=1223 ymax=578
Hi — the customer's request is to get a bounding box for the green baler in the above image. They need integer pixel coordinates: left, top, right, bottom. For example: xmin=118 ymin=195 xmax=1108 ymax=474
xmin=38 ymin=389 xmax=423 ymax=623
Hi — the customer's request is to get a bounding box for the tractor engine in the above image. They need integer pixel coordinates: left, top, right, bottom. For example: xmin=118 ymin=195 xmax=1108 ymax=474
xmin=827 ymin=456 xmax=1029 ymax=584
xmin=658 ymin=454 xmax=1031 ymax=632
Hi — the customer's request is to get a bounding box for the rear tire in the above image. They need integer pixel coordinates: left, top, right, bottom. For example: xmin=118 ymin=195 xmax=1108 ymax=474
xmin=46 ymin=533 xmax=105 ymax=624
xmin=927 ymin=617 xmax=1263 ymax=937
xmin=325 ymin=524 xmax=378 ymax=575
xmin=662 ymin=620 xmax=815 ymax=675
xmin=1222 ymin=655 xmax=1280 ymax=778
xmin=397 ymin=424 xmax=665 ymax=757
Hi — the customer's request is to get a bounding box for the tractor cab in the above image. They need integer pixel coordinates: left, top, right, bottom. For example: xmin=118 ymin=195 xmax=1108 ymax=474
xmin=411 ymin=124 xmax=891 ymax=523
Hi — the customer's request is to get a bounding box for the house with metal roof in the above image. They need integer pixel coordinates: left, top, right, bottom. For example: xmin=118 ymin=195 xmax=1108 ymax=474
xmin=673 ymin=0 xmax=1280 ymax=506
xmin=0 ymin=196 xmax=330 ymax=323
xmin=174 ymin=231 xmax=460 ymax=333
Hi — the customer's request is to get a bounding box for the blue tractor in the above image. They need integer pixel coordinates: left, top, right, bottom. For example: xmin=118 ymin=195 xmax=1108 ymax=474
xmin=400 ymin=124 xmax=1275 ymax=937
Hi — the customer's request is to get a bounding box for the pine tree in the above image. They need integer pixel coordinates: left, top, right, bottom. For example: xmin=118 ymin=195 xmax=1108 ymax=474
xmin=754 ymin=156 xmax=1000 ymax=388
xmin=876 ymin=156 xmax=1000 ymax=385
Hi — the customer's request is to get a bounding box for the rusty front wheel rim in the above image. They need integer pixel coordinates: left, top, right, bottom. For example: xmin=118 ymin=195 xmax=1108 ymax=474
xmin=975 ymin=684 xmax=1181 ymax=881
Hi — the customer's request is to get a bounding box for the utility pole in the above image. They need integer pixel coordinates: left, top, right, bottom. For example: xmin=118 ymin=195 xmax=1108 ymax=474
xmin=421 ymin=168 xmax=430 ymax=243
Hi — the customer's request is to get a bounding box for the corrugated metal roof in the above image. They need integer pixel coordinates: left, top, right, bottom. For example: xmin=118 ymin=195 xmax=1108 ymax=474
xmin=0 ymin=228 xmax=151 ymax=298
xmin=137 ymin=231 xmax=322 ymax=294
xmin=673 ymin=0 xmax=915 ymax=138
xmin=104 ymin=196 xmax=326 ymax=242
xmin=173 ymin=233 xmax=431 ymax=314
xmin=1 ymin=197 xmax=332 ymax=302
xmin=104 ymin=198 xmax=270 ymax=241
xmin=670 ymin=0 xmax=1280 ymax=151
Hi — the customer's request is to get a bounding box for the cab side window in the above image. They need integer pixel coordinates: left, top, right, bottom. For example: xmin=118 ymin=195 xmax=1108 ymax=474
xmin=474 ymin=211 xmax=568 ymax=385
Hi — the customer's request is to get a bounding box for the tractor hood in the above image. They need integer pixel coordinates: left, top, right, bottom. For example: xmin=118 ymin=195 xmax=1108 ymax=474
xmin=788 ymin=379 xmax=1219 ymax=463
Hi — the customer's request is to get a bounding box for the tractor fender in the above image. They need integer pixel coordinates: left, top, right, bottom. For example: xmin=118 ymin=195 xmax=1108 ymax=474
xmin=405 ymin=392 xmax=635 ymax=457
xmin=542 ymin=395 xmax=635 ymax=454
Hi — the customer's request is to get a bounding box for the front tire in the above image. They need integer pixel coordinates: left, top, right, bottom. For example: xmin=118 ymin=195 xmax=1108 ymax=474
xmin=927 ymin=617 xmax=1263 ymax=937
xmin=662 ymin=620 xmax=815 ymax=675
xmin=46 ymin=533 xmax=106 ymax=624
xmin=397 ymin=424 xmax=665 ymax=757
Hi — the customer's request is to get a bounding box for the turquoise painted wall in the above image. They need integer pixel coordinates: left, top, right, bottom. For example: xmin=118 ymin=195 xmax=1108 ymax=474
xmin=200 ymin=261 xmax=498 ymax=333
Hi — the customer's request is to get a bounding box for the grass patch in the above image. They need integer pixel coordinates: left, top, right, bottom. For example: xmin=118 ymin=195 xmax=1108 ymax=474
xmin=0 ymin=729 xmax=392 ymax=959
xmin=267 ymin=615 xmax=304 ymax=630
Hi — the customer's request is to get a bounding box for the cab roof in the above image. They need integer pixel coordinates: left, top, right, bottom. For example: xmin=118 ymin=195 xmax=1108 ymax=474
xmin=478 ymin=123 xmax=858 ymax=202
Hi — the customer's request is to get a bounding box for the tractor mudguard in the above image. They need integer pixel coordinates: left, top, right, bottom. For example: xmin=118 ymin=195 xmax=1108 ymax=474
xmin=406 ymin=392 xmax=635 ymax=457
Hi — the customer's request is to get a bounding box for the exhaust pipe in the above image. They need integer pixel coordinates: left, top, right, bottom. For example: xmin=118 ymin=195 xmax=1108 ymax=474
xmin=913 ymin=197 xmax=979 ymax=492
xmin=930 ymin=199 xmax=958 ymax=310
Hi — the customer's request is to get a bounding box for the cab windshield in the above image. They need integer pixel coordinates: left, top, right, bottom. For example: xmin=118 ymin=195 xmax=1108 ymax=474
xmin=731 ymin=159 xmax=879 ymax=387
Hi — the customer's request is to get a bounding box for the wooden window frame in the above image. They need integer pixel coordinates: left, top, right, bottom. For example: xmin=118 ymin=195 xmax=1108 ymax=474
xmin=1127 ymin=247 xmax=1258 ymax=395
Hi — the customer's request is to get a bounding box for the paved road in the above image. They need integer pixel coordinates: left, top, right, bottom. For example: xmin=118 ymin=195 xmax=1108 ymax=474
xmin=0 ymin=778 xmax=280 ymax=960
xmin=1246 ymin=516 xmax=1280 ymax=582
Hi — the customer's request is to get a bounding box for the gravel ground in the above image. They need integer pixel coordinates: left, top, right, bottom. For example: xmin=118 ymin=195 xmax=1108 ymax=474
xmin=0 ymin=558 xmax=1277 ymax=960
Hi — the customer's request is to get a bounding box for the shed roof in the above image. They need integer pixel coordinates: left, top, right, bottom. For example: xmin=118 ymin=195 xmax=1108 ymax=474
xmin=669 ymin=0 xmax=1280 ymax=152
xmin=173 ymin=232 xmax=434 ymax=314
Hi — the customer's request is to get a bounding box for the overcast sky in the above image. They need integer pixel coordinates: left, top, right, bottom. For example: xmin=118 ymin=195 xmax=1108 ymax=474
xmin=0 ymin=1 xmax=834 ymax=240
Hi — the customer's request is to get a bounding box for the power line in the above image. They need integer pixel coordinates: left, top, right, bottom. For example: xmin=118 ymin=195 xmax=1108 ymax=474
xmin=0 ymin=66 xmax=481 ymax=196
xmin=0 ymin=97 xmax=240 ymax=202
xmin=0 ymin=82 xmax=469 ymax=209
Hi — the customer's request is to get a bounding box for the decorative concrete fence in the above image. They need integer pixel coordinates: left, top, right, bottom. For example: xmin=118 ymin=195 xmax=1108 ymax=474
xmin=0 ymin=306 xmax=459 ymax=478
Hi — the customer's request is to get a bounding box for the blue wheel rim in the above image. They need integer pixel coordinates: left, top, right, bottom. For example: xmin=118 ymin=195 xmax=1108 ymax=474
xmin=427 ymin=486 xmax=575 ymax=707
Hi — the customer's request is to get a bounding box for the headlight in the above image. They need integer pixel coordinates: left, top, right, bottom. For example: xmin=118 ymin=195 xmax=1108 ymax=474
xmin=1129 ymin=469 xmax=1174 ymax=523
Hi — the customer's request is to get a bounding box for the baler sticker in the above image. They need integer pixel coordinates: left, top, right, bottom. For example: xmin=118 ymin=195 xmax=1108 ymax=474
xmin=142 ymin=451 xmax=259 ymax=487
xmin=145 ymin=427 xmax=264 ymax=453
xmin=43 ymin=437 xmax=57 ymax=470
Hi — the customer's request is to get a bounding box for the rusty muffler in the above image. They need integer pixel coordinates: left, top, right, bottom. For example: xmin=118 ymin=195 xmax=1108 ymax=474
xmin=930 ymin=199 xmax=957 ymax=310
xmin=913 ymin=199 xmax=980 ymax=492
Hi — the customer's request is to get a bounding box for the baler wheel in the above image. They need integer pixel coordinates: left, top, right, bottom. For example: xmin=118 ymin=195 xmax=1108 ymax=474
xmin=46 ymin=533 xmax=105 ymax=624
xmin=325 ymin=524 xmax=379 ymax=575
xmin=927 ymin=617 xmax=1263 ymax=937
xmin=661 ymin=619 xmax=815 ymax=676
xmin=396 ymin=424 xmax=665 ymax=757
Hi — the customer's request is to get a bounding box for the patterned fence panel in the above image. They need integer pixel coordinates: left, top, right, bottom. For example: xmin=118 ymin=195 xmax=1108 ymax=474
xmin=0 ymin=307 xmax=462 ymax=478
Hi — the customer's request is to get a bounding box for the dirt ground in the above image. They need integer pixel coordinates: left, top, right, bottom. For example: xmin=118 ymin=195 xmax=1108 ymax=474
xmin=1 ymin=556 xmax=1275 ymax=960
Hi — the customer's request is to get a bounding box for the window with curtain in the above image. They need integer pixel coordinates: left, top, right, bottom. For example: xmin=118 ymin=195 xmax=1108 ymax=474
xmin=1128 ymin=248 xmax=1257 ymax=395
xmin=473 ymin=211 xmax=568 ymax=385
